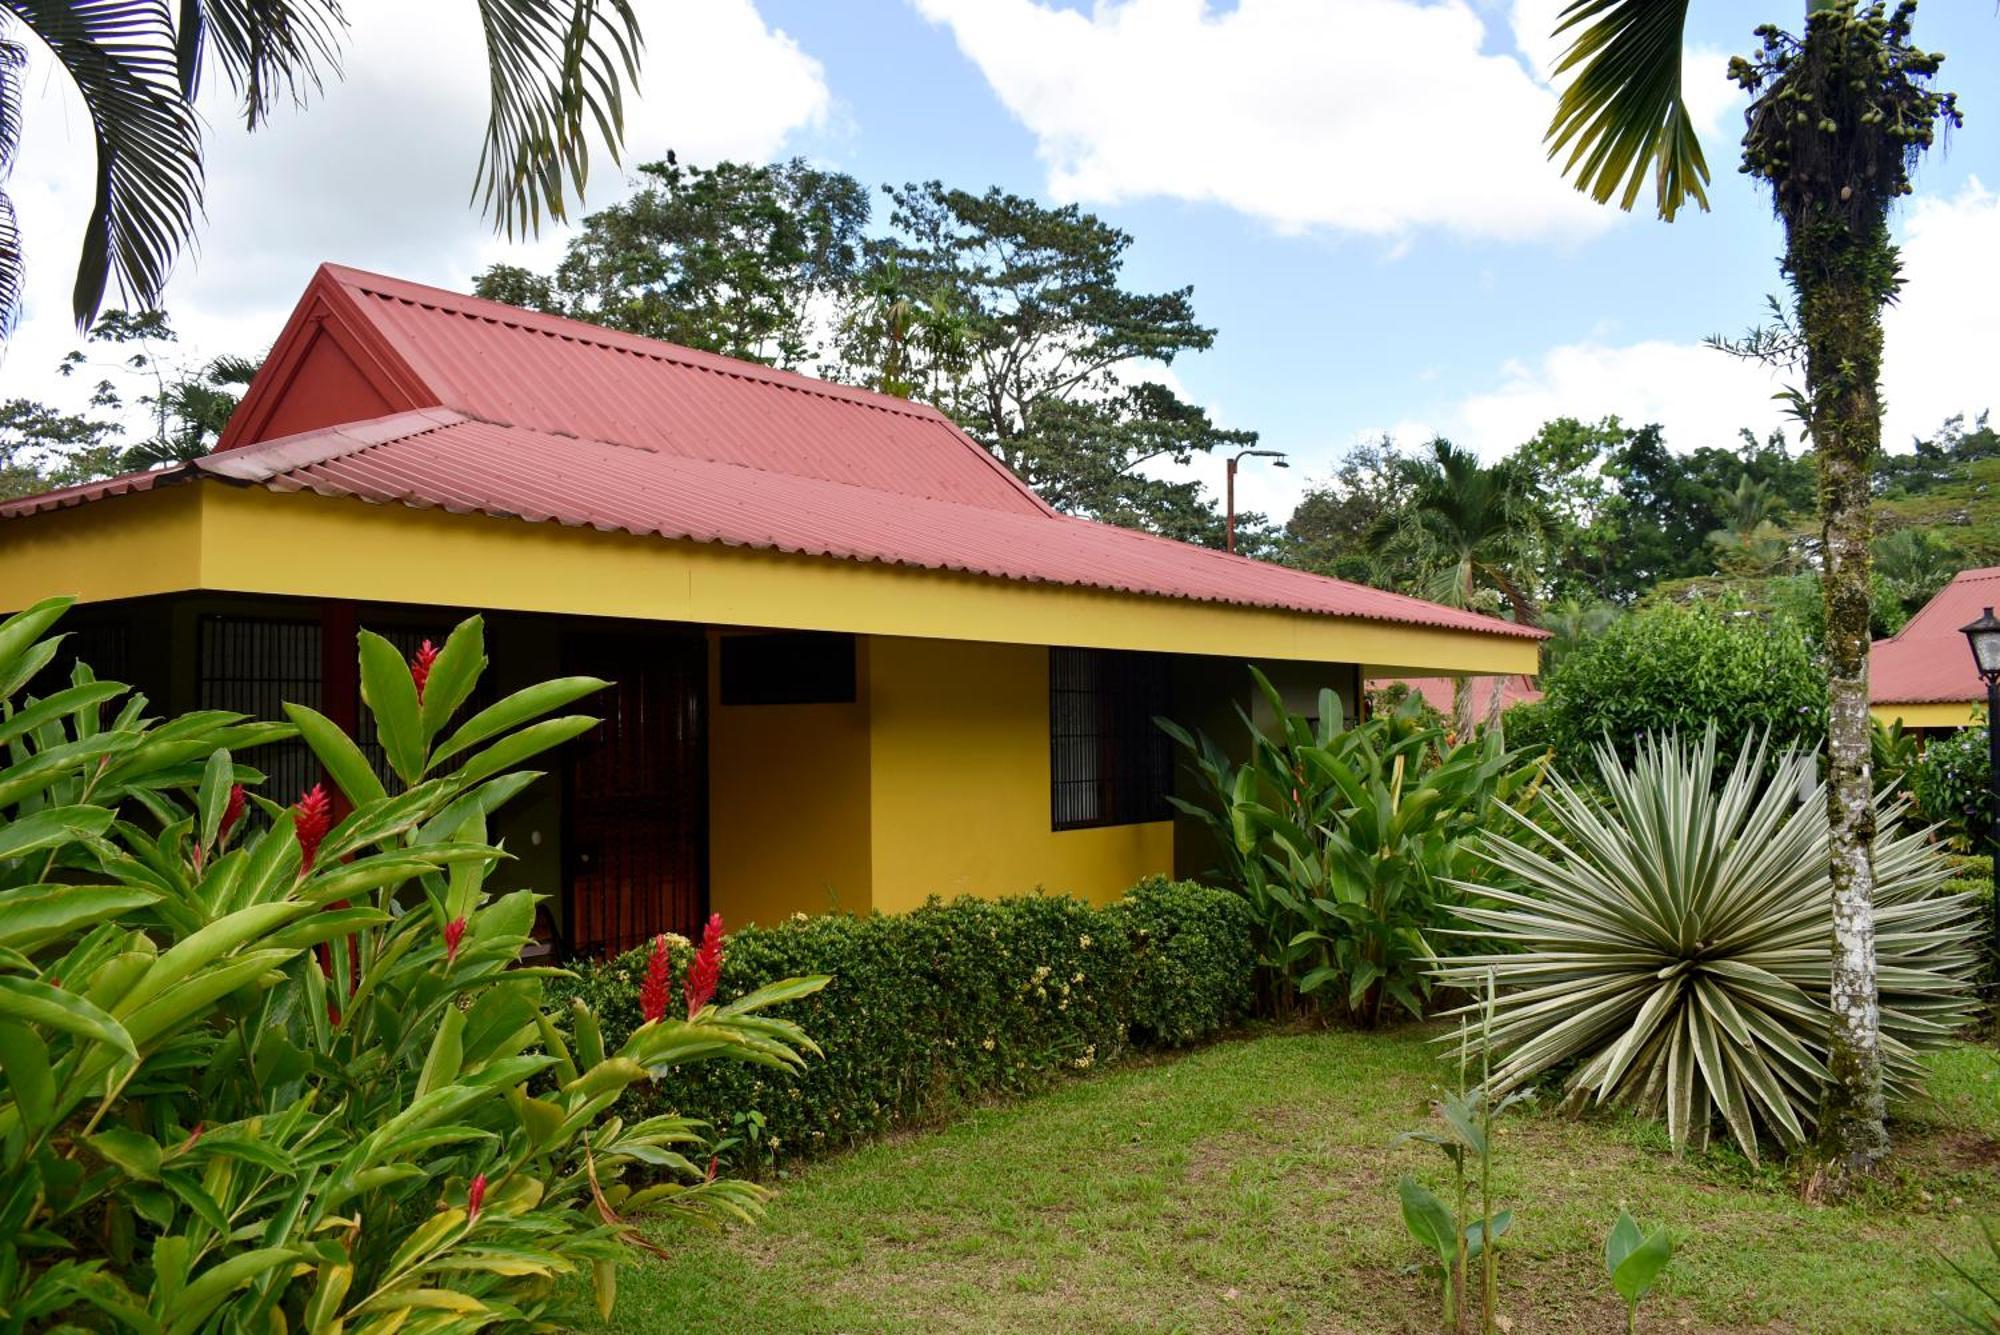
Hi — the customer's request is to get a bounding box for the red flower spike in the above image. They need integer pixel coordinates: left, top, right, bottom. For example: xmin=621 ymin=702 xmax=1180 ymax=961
xmin=639 ymin=934 xmax=672 ymax=1025
xmin=293 ymin=785 xmax=333 ymax=873
xmin=466 ymin=1173 xmax=487 ymax=1224
xmin=686 ymin=913 xmax=725 ymax=1019
xmin=443 ymin=916 xmax=468 ymax=965
xmin=410 ymin=640 xmax=440 ymax=703
xmin=705 ymin=1156 xmax=718 ymax=1183
xmin=218 ymin=783 xmax=246 ymax=845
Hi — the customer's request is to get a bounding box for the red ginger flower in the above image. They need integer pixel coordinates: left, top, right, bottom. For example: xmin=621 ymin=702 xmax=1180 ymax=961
xmin=410 ymin=640 xmax=440 ymax=702
xmin=466 ymin=1172 xmax=487 ymax=1224
xmin=687 ymin=914 xmax=725 ymax=1019
xmin=639 ymin=934 xmax=672 ymax=1025
xmin=443 ymin=916 xmax=467 ymax=965
xmin=293 ymin=785 xmax=332 ymax=872
xmin=218 ymin=783 xmax=246 ymax=845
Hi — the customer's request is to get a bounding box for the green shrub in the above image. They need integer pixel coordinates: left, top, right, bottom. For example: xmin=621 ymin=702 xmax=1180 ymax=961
xmin=547 ymin=877 xmax=1253 ymax=1167
xmin=1913 ymin=724 xmax=1993 ymax=851
xmin=1444 ymin=728 xmax=1980 ymax=1163
xmin=0 ymin=603 xmax=824 ymax=1330
xmin=1162 ymin=669 xmax=1546 ymax=1024
xmin=1500 ymin=698 xmax=1554 ymax=755
xmin=1540 ymin=601 xmax=1825 ymax=772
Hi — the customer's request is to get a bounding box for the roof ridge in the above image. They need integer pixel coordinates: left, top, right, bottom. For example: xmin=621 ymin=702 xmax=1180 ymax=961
xmin=206 ymin=405 xmax=1066 ymax=520
xmin=323 ymin=264 xmax=949 ymax=427
xmin=199 ymin=408 xmax=469 ymax=482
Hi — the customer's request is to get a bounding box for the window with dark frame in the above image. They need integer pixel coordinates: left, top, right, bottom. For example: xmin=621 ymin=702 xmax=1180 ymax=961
xmin=1049 ymin=647 xmax=1173 ymax=831
xmin=720 ymin=631 xmax=856 ymax=706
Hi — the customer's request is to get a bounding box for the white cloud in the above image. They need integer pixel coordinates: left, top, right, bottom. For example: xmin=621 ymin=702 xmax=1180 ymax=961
xmin=910 ymin=0 xmax=1615 ymax=242
xmin=1880 ymin=178 xmax=2000 ymax=449
xmin=2 ymin=0 xmax=830 ymax=421
xmin=1426 ymin=178 xmax=2000 ymax=463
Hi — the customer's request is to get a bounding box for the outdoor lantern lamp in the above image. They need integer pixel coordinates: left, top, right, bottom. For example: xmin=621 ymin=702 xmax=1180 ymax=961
xmin=1959 ymin=605 xmax=2000 ymax=958
xmin=1225 ymin=447 xmax=1288 ymax=554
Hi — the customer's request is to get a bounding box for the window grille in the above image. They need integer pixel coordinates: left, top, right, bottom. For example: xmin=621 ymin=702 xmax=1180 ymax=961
xmin=1049 ymin=647 xmax=1172 ymax=830
xmin=197 ymin=616 xmax=322 ymax=802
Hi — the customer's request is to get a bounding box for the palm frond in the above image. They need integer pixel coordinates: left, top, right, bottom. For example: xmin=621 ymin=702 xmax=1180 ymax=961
xmin=9 ymin=0 xmax=203 ymax=328
xmin=1545 ymin=0 xmax=1709 ymax=221
xmin=473 ymin=0 xmax=642 ymax=237
xmin=0 ymin=28 xmax=25 ymax=337
xmin=175 ymin=0 xmax=347 ymax=129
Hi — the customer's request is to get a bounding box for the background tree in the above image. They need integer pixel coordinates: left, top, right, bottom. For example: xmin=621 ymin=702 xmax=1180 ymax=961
xmin=1513 ymin=416 xmax=1625 ymax=600
xmin=1282 ymin=437 xmax=1413 ymax=584
xmin=474 ymin=156 xmax=870 ymax=367
xmin=0 ymin=306 xmax=257 ymax=491
xmin=1371 ymin=439 xmax=1549 ymax=733
xmin=0 ymin=0 xmax=643 ymax=336
xmin=1547 ymin=0 xmax=1961 ymax=1177
xmin=866 ymin=181 xmax=1255 ymax=545
xmin=1871 ymin=526 xmax=1961 ymax=620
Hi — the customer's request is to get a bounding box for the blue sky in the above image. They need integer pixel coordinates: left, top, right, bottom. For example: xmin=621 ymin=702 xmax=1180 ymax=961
xmin=6 ymin=0 xmax=1998 ymax=522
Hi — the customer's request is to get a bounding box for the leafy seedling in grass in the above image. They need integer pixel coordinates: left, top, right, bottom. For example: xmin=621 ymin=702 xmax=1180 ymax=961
xmin=1605 ymin=1209 xmax=1674 ymax=1333
xmin=1398 ymin=1174 xmax=1512 ymax=1334
xmin=1398 ymin=974 xmax=1531 ymax=1333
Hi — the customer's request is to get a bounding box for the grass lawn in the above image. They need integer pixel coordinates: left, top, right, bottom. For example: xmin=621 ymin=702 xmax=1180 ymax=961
xmin=577 ymin=1024 xmax=2000 ymax=1333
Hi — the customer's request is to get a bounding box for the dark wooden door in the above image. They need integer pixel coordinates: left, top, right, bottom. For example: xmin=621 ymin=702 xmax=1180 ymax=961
xmin=563 ymin=631 xmax=707 ymax=956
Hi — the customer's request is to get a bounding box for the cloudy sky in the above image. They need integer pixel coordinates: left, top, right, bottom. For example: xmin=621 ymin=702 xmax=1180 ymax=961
xmin=5 ymin=0 xmax=1999 ymax=523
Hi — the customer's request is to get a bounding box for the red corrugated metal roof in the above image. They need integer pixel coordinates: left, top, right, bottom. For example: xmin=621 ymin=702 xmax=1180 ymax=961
xmin=2 ymin=264 xmax=1544 ymax=642
xmin=1871 ymin=566 xmax=2000 ymax=704
xmin=279 ymin=266 xmax=1052 ymax=516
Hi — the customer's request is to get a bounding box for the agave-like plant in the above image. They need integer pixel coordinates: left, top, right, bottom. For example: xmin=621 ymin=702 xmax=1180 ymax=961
xmin=1438 ymin=728 xmax=1981 ymax=1162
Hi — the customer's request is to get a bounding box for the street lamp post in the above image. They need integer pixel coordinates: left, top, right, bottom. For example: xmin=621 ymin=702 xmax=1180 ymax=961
xmin=1958 ymin=605 xmax=2000 ymax=963
xmin=1225 ymin=447 xmax=1288 ymax=553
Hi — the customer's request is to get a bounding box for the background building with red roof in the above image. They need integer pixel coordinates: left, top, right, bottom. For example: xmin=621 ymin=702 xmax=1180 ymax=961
xmin=0 ymin=264 xmax=1540 ymax=954
xmin=1870 ymin=565 xmax=2000 ymax=730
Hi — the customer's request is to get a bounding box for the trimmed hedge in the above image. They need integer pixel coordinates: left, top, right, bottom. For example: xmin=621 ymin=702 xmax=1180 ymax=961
xmin=547 ymin=877 xmax=1255 ymax=1168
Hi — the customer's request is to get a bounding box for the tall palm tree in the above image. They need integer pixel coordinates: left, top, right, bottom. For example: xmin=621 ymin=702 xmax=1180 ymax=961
xmin=1372 ymin=439 xmax=1549 ymax=735
xmin=0 ymin=1 xmax=642 ymax=336
xmin=1545 ymin=0 xmax=1959 ymax=1178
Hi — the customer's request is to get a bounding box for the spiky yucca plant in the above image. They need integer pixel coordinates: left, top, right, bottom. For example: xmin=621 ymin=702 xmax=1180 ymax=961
xmin=1438 ymin=729 xmax=1979 ymax=1162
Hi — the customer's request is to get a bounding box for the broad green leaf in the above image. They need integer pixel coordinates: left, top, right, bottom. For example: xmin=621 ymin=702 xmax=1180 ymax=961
xmin=432 ymin=676 xmax=608 ymax=765
xmin=0 ymin=974 xmax=135 ymax=1056
xmin=1397 ymin=1174 xmax=1456 ymax=1265
xmin=420 ymin=617 xmax=487 ymax=741
xmin=0 ymin=885 xmax=159 ymax=953
xmin=358 ymin=629 xmax=426 ymax=783
xmin=0 ymin=1020 xmax=53 ymax=1128
xmin=452 ymin=715 xmax=598 ymax=787
xmin=0 ymin=804 xmax=115 ymax=864
xmin=1609 ymin=1216 xmax=1673 ymax=1306
xmin=283 ymin=704 xmax=388 ymax=809
xmin=163 ymin=1247 xmax=298 ymax=1335
xmin=87 ymin=1126 xmax=162 ymax=1182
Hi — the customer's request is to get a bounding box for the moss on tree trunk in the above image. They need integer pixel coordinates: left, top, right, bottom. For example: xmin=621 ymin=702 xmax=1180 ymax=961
xmin=1734 ymin=1 xmax=1959 ymax=1179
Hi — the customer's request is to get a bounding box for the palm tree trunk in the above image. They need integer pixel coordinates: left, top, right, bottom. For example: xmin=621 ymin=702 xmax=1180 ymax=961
xmin=1805 ymin=245 xmax=1889 ymax=1174
xmin=1740 ymin=0 xmax=1954 ymax=1184
xmin=1452 ymin=677 xmax=1476 ymax=742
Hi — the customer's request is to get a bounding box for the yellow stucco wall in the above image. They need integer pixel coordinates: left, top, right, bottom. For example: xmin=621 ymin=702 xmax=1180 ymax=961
xmin=705 ymin=632 xmax=875 ymax=926
xmin=0 ymin=484 xmax=1540 ymax=677
xmin=1872 ymin=701 xmax=1982 ymax=730
xmin=865 ymin=636 xmax=1173 ymax=912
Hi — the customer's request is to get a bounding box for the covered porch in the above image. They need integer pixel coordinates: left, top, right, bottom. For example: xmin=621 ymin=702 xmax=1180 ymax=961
xmin=0 ymin=480 xmax=1537 ymax=957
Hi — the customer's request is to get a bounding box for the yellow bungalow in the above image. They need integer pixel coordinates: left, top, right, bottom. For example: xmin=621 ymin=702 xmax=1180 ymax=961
xmin=1870 ymin=566 xmax=1998 ymax=732
xmin=0 ymin=265 xmax=1540 ymax=955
